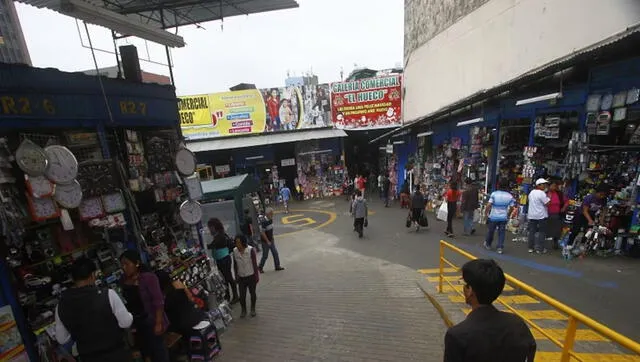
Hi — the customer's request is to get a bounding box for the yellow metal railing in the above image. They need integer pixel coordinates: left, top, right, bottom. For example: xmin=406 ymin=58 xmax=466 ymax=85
xmin=438 ymin=240 xmax=640 ymax=362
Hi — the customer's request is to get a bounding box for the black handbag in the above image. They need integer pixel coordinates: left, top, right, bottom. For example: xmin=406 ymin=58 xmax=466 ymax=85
xmin=419 ymin=214 xmax=429 ymax=227
xmin=405 ymin=215 xmax=412 ymax=228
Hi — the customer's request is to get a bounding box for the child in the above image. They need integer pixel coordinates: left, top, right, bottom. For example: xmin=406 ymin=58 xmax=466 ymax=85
xmin=232 ymin=235 xmax=260 ymax=318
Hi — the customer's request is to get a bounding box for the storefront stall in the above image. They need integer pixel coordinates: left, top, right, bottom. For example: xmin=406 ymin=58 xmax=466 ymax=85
xmin=0 ymin=64 xmax=228 ymax=361
xmin=295 ymin=138 xmax=345 ymax=199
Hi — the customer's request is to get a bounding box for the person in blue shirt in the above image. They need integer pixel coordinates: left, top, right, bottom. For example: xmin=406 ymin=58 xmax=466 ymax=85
xmin=484 ymin=178 xmax=516 ymax=254
xmin=280 ymin=184 xmax=292 ymax=214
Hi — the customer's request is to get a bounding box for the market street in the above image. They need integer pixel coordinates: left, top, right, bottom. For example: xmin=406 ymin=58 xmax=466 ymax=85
xmin=268 ymin=198 xmax=640 ymax=348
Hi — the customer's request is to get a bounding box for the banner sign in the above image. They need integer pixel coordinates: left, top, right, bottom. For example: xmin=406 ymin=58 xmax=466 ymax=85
xmin=179 ymin=90 xmax=266 ymax=140
xmin=260 ymin=87 xmax=302 ymax=132
xmin=330 ymin=75 xmax=402 ymax=130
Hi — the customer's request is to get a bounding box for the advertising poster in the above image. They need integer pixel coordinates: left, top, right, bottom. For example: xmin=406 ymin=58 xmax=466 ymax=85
xmin=179 ymin=90 xmax=267 ymax=140
xmin=179 ymin=94 xmax=212 ymax=140
xmin=260 ymin=87 xmax=302 ymax=132
xmin=330 ymin=75 xmax=402 ymax=130
xmin=299 ymin=84 xmax=332 ymax=128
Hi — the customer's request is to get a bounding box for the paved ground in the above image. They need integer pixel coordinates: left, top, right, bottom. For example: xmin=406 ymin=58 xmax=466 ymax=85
xmin=218 ymin=219 xmax=446 ymax=361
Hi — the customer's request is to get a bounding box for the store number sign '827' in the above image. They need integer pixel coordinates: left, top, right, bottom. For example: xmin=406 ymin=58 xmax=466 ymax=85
xmin=119 ymin=100 xmax=147 ymax=115
xmin=0 ymin=96 xmax=56 ymax=115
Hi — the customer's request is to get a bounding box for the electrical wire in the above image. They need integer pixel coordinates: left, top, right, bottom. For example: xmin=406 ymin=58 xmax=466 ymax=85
xmin=83 ymin=21 xmax=115 ymax=125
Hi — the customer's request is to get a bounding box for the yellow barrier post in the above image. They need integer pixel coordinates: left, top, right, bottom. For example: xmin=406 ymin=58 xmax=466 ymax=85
xmin=438 ymin=241 xmax=445 ymax=293
xmin=561 ymin=316 xmax=578 ymax=362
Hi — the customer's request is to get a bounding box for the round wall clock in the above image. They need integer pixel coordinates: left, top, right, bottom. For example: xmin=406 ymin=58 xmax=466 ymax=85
xmin=179 ymin=200 xmax=202 ymax=225
xmin=175 ymin=148 xmax=197 ymax=176
xmin=44 ymin=145 xmax=78 ymax=184
xmin=26 ymin=175 xmax=54 ymax=198
xmin=15 ymin=139 xmax=49 ymax=176
xmin=54 ymin=180 xmax=83 ymax=209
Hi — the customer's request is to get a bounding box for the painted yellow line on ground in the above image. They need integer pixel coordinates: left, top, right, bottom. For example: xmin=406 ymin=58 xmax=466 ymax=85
xmin=418 ymin=268 xmax=457 ymax=274
xmin=462 ymin=308 xmax=567 ymax=320
xmin=530 ymin=328 xmax=608 ymax=342
xmin=450 ymin=295 xmax=539 ymax=304
xmin=535 ymin=352 xmax=640 ymax=362
xmin=438 ymin=284 xmax=514 ymax=293
xmin=281 ymin=214 xmax=316 ymax=226
xmin=276 ymin=209 xmax=337 ymax=238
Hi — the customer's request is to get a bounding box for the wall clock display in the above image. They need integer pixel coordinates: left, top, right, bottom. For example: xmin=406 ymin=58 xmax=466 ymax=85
xmin=79 ymin=197 xmax=105 ymax=220
xmin=77 ymin=161 xmax=118 ymax=197
xmin=627 ymin=88 xmax=639 ymax=104
xmin=613 ymin=91 xmax=627 ymax=108
xmin=102 ymin=191 xmax=127 ymax=213
xmin=15 ymin=139 xmax=49 ymax=176
xmin=25 ymin=175 xmax=54 ymax=198
xmin=600 ymin=94 xmax=613 ymax=111
xmin=179 ymin=200 xmax=203 ymax=225
xmin=586 ymin=94 xmax=602 ymax=112
xmin=44 ymin=145 xmax=78 ymax=184
xmin=26 ymin=194 xmax=60 ymax=222
xmin=175 ymin=148 xmax=197 ymax=176
xmin=54 ymin=180 xmax=83 ymax=209
xmin=184 ymin=175 xmax=203 ymax=200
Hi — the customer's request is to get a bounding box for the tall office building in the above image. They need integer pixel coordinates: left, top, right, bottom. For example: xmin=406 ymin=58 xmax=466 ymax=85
xmin=0 ymin=0 xmax=31 ymax=65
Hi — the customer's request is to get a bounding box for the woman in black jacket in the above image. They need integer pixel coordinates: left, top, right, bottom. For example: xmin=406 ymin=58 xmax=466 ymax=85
xmin=207 ymin=218 xmax=239 ymax=304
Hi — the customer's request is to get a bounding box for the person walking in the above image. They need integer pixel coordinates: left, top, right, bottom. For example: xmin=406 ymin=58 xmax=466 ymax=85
xmin=527 ymin=178 xmax=551 ymax=254
xmin=410 ymin=185 xmax=427 ymax=232
xmin=444 ymin=259 xmax=536 ymax=361
xmin=377 ymin=173 xmax=384 ymax=199
xmin=383 ymin=174 xmax=391 ymax=207
xmin=547 ymin=179 xmax=568 ymax=249
xmin=119 ymin=250 xmax=170 ymax=362
xmin=356 ymin=174 xmax=367 ymax=196
xmin=207 ymin=218 xmax=239 ymax=303
xmin=233 ymin=235 xmax=260 ymax=318
xmin=351 ymin=190 xmax=368 ymax=238
xmin=241 ymin=208 xmax=260 ymax=251
xmin=461 ymin=178 xmax=479 ymax=236
xmin=444 ymin=181 xmax=461 ymax=237
xmin=259 ymin=207 xmax=285 ymax=273
xmin=484 ymin=178 xmax=516 ymax=254
xmin=280 ymin=184 xmax=292 ymax=213
xmin=55 ymin=257 xmax=133 ymax=362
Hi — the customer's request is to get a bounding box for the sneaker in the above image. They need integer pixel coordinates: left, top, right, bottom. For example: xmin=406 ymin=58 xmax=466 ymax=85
xmin=536 ymin=249 xmax=548 ymax=255
xmin=250 ymin=310 xmax=257 ymax=317
xmin=275 ymin=266 xmax=285 ymax=271
xmin=497 ymin=248 xmax=503 ymax=254
xmin=528 ymin=249 xmax=534 ymax=253
xmin=483 ymin=242 xmax=491 ymax=250
xmin=240 ymin=310 xmax=247 ymax=318
xmin=470 ymin=229 xmax=476 ymax=235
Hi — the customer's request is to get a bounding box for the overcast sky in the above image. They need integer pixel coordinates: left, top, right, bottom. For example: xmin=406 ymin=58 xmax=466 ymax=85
xmin=16 ymin=0 xmax=403 ymax=96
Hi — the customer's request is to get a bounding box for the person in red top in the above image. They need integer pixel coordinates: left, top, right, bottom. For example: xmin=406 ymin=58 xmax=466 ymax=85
xmin=357 ymin=175 xmax=367 ymax=196
xmin=547 ymin=179 xmax=568 ymax=249
xmin=444 ymin=181 xmax=461 ymax=237
xmin=266 ymin=89 xmax=281 ymax=131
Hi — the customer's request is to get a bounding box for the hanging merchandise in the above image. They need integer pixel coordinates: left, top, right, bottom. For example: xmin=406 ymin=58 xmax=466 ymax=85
xmin=295 ymin=141 xmax=343 ymax=199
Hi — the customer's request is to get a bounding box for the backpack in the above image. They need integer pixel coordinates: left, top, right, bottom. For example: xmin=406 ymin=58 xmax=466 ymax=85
xmin=224 ymin=233 xmax=235 ymax=252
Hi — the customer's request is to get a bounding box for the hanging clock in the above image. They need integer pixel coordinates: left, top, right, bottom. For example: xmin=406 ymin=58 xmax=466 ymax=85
xmin=184 ymin=175 xmax=203 ymax=200
xmin=15 ymin=139 xmax=49 ymax=176
xmin=54 ymin=180 xmax=83 ymax=209
xmin=25 ymin=175 xmax=54 ymax=198
xmin=627 ymin=88 xmax=639 ymax=105
xmin=601 ymin=94 xmax=613 ymax=111
xmin=175 ymin=148 xmax=197 ymax=176
xmin=586 ymin=94 xmax=602 ymax=112
xmin=179 ymin=200 xmax=202 ymax=225
xmin=102 ymin=191 xmax=127 ymax=213
xmin=79 ymin=197 xmax=105 ymax=220
xmin=26 ymin=194 xmax=60 ymax=222
xmin=44 ymin=145 xmax=78 ymax=184
xmin=613 ymin=91 xmax=627 ymax=108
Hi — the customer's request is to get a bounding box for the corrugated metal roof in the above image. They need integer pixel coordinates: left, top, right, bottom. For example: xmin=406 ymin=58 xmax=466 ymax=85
xmin=370 ymin=23 xmax=640 ymax=144
xmin=18 ymin=0 xmax=299 ymax=28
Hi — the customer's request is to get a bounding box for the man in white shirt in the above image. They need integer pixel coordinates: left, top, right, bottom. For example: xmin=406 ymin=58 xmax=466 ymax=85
xmin=527 ymin=178 xmax=551 ymax=254
xmin=55 ymin=257 xmax=133 ymax=362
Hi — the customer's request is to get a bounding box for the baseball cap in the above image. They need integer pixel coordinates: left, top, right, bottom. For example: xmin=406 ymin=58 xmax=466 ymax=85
xmin=535 ymin=178 xmax=550 ymax=186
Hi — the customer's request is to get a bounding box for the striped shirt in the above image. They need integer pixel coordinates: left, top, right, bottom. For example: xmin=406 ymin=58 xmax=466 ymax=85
xmin=488 ymin=190 xmax=515 ymax=222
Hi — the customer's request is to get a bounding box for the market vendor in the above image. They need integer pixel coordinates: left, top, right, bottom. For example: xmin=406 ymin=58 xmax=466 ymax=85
xmin=568 ymin=184 xmax=609 ymax=245
xmin=155 ymin=271 xmax=210 ymax=337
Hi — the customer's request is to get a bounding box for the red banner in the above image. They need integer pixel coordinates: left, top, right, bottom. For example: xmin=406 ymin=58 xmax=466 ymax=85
xmin=330 ymin=75 xmax=402 ymax=130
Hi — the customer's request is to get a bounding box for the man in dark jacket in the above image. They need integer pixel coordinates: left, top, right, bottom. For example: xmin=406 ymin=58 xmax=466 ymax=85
xmin=444 ymin=259 xmax=536 ymax=362
xmin=55 ymin=257 xmax=133 ymax=362
xmin=461 ymin=178 xmax=479 ymax=235
xmin=383 ymin=174 xmax=391 ymax=207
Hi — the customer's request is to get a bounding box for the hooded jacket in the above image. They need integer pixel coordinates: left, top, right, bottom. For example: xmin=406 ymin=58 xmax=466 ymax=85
xmin=352 ymin=197 xmax=368 ymax=219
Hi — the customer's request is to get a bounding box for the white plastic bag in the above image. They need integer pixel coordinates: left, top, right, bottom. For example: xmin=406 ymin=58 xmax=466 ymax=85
xmin=437 ymin=202 xmax=448 ymax=221
xmin=473 ymin=209 xmax=481 ymax=223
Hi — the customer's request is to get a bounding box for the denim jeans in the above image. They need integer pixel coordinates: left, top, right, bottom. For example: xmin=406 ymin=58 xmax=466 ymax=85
xmin=463 ymin=211 xmax=474 ymax=234
xmin=486 ymin=220 xmax=507 ymax=249
xmin=528 ymin=218 xmax=548 ymax=251
xmin=259 ymin=240 xmax=281 ymax=269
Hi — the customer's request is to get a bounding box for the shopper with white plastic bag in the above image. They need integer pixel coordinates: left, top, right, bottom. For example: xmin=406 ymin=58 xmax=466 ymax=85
xmin=437 ymin=200 xmax=448 ymax=222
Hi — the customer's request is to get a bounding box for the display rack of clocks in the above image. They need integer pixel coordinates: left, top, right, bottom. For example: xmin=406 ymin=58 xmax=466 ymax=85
xmin=183 ymin=175 xmax=203 ymax=200
xmin=44 ymin=145 xmax=78 ymax=184
xmin=102 ymin=191 xmax=127 ymax=213
xmin=175 ymin=148 xmax=197 ymax=176
xmin=54 ymin=180 xmax=83 ymax=209
xmin=26 ymin=194 xmax=60 ymax=222
xmin=25 ymin=175 xmax=54 ymax=198
xmin=15 ymin=139 xmax=49 ymax=176
xmin=79 ymin=197 xmax=105 ymax=221
xmin=179 ymin=200 xmax=203 ymax=225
